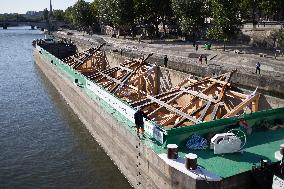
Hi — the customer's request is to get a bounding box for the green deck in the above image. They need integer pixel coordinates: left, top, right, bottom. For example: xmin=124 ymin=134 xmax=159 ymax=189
xmin=37 ymin=46 xmax=284 ymax=178
xmin=178 ymin=128 xmax=284 ymax=178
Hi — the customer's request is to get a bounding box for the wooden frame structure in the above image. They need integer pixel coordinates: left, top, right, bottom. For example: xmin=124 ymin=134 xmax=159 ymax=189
xmin=83 ymin=54 xmax=159 ymax=102
xmin=62 ymin=46 xmax=260 ymax=129
xmin=62 ymin=43 xmax=108 ymax=72
xmin=130 ymin=71 xmax=260 ymax=128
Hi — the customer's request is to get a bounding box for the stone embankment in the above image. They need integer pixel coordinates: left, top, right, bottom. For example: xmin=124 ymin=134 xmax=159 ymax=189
xmin=53 ymin=31 xmax=284 ymax=97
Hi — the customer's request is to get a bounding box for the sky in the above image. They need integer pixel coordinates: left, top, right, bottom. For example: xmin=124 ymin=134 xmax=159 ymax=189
xmin=0 ymin=0 xmax=91 ymax=14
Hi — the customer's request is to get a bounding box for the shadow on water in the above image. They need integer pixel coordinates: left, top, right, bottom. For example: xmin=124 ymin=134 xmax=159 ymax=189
xmin=33 ymin=64 xmax=132 ymax=189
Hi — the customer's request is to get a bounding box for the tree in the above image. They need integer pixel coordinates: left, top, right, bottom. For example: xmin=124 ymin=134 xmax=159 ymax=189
xmin=89 ymin=1 xmax=100 ymax=32
xmin=207 ymin=0 xmax=241 ymax=50
xmin=171 ymin=0 xmax=206 ymax=39
xmin=133 ymin=0 xmax=172 ymax=37
xmin=53 ymin=10 xmax=64 ymax=21
xmin=64 ymin=6 xmax=74 ymax=24
xmin=258 ymin=0 xmax=284 ymax=21
xmin=275 ymin=29 xmax=284 ymax=51
xmin=43 ymin=8 xmax=49 ymax=21
xmin=96 ymin=0 xmax=135 ymax=36
xmin=239 ymin=0 xmax=255 ymax=21
xmin=72 ymin=0 xmax=93 ymax=31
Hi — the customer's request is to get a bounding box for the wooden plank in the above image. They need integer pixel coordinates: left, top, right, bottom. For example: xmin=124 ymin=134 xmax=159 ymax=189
xmin=223 ymin=94 xmax=260 ymax=118
xmin=209 ymin=78 xmax=230 ymax=86
xmin=211 ymin=104 xmax=220 ymax=120
xmin=226 ymin=89 xmax=247 ymax=98
xmin=87 ymin=67 xmax=119 ymax=79
xmin=117 ymin=65 xmax=133 ymax=72
xmin=146 ymin=91 xmax=184 ymax=117
xmin=133 ymin=90 xmax=181 ymax=108
xmin=199 ymin=101 xmax=212 ymax=121
xmin=180 ymin=88 xmax=217 ymax=103
xmin=153 ymin=66 xmax=159 ymax=95
xmin=251 ymin=94 xmax=260 ymax=112
xmin=91 ymin=70 xmax=122 ymax=85
xmin=172 ymin=103 xmax=208 ymax=128
xmin=110 ymin=65 xmax=143 ymax=93
xmin=147 ymin=96 xmax=201 ymax=124
xmin=110 ymin=71 xmax=133 ymax=93
xmin=161 ymin=83 xmax=218 ymax=126
xmin=73 ymin=43 xmax=106 ymax=69
xmin=129 ymin=88 xmax=180 ymax=107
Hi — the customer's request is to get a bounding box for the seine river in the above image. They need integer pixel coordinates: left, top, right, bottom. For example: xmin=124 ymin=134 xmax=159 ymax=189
xmin=0 ymin=27 xmax=131 ymax=189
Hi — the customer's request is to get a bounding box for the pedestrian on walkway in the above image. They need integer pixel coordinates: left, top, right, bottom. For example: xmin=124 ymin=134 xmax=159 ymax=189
xmin=134 ymin=108 xmax=150 ymax=137
xmin=198 ymin=55 xmax=202 ymax=64
xmin=255 ymin=62 xmax=261 ymax=74
xmin=164 ymin=55 xmax=168 ymax=67
xmin=204 ymin=55 xmax=207 ymax=64
xmin=196 ymin=44 xmax=199 ymax=51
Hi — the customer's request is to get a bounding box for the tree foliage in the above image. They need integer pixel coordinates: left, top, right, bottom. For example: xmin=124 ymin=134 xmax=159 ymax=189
xmin=40 ymin=0 xmax=283 ymax=41
xmin=276 ymin=29 xmax=284 ymax=50
xmin=43 ymin=8 xmax=49 ymax=21
xmin=95 ymin=0 xmax=135 ymax=30
xmin=171 ymin=0 xmax=206 ymax=38
xmin=72 ymin=0 xmax=94 ymax=30
xmin=53 ymin=10 xmax=64 ymax=21
xmin=133 ymin=0 xmax=172 ymax=36
xmin=207 ymin=0 xmax=241 ymax=41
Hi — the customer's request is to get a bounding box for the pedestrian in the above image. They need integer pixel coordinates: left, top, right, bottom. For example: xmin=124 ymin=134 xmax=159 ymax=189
xmin=204 ymin=55 xmax=207 ymax=64
xmin=164 ymin=55 xmax=168 ymax=67
xmin=255 ymin=62 xmax=261 ymax=74
xmin=134 ymin=108 xmax=150 ymax=137
xmin=198 ymin=55 xmax=202 ymax=64
xmin=196 ymin=44 xmax=199 ymax=51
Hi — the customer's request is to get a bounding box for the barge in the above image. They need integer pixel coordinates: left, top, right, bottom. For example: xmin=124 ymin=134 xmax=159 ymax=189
xmin=33 ymin=40 xmax=284 ymax=189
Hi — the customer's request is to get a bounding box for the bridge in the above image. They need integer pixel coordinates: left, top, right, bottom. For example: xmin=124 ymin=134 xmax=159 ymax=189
xmin=0 ymin=21 xmax=67 ymax=30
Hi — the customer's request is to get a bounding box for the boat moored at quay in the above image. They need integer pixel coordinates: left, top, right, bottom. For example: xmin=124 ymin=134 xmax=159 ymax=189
xmin=33 ymin=40 xmax=284 ymax=189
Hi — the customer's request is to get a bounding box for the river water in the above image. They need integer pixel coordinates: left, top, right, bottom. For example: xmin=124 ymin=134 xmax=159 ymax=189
xmin=0 ymin=27 xmax=131 ymax=189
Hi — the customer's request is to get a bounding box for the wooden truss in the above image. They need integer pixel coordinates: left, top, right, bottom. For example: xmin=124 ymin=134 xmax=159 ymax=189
xmin=83 ymin=53 xmax=159 ymax=102
xmin=130 ymin=70 xmax=260 ymax=128
xmin=62 ymin=43 xmax=108 ymax=72
xmin=63 ymin=46 xmax=260 ymax=129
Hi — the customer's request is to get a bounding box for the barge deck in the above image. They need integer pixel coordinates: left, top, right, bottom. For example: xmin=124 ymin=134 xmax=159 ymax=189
xmin=33 ymin=41 xmax=284 ymax=189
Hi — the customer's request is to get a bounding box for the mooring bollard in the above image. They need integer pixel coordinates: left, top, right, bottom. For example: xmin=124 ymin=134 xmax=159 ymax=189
xmin=74 ymin=79 xmax=79 ymax=85
xmin=280 ymin=144 xmax=284 ymax=155
xmin=167 ymin=144 xmax=178 ymax=159
xmin=261 ymin=159 xmax=268 ymax=169
xmin=185 ymin=153 xmax=198 ymax=170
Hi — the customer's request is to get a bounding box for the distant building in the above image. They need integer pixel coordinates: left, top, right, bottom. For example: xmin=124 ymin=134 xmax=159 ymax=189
xmin=25 ymin=11 xmax=43 ymax=17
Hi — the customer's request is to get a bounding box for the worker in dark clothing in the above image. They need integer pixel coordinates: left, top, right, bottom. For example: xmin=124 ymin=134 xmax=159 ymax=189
xmin=164 ymin=55 xmax=168 ymax=67
xmin=134 ymin=108 xmax=149 ymax=137
xmin=256 ymin=62 xmax=261 ymax=74
xmin=205 ymin=55 xmax=208 ymax=64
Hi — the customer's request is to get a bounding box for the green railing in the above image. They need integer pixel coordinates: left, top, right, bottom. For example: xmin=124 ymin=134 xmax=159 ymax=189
xmin=165 ymin=107 xmax=284 ymax=145
xmin=38 ymin=46 xmax=86 ymax=86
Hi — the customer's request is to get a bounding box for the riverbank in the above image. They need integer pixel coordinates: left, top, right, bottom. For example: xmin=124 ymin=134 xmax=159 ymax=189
xmin=53 ymin=31 xmax=284 ymax=97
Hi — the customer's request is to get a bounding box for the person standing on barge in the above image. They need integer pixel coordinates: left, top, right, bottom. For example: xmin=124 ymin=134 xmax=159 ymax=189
xmin=134 ymin=108 xmax=150 ymax=137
